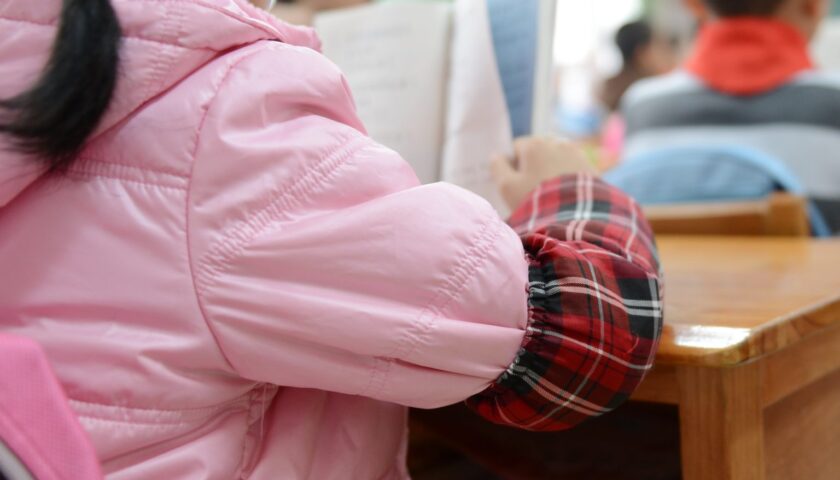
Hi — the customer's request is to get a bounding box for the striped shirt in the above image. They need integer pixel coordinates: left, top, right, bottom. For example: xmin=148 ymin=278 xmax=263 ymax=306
xmin=622 ymin=70 xmax=840 ymax=232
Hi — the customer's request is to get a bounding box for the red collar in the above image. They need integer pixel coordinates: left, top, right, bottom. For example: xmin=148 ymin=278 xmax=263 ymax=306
xmin=685 ymin=18 xmax=814 ymax=95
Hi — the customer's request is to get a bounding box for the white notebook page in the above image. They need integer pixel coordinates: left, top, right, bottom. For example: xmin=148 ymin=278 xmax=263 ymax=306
xmin=314 ymin=3 xmax=452 ymax=184
xmin=441 ymin=0 xmax=513 ymax=215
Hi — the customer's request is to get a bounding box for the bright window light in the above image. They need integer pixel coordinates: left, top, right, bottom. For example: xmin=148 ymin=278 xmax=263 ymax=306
xmin=554 ymin=0 xmax=643 ymax=67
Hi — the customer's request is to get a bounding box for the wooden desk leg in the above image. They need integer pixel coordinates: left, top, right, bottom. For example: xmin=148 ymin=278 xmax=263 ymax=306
xmin=677 ymin=361 xmax=765 ymax=480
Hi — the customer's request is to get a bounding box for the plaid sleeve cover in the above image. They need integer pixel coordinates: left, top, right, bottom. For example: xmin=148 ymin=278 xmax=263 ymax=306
xmin=466 ymin=173 xmax=663 ymax=432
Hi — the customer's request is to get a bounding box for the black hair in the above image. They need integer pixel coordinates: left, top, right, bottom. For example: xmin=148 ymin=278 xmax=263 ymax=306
xmin=0 ymin=0 xmax=121 ymax=172
xmin=615 ymin=20 xmax=653 ymax=66
xmin=703 ymin=0 xmax=787 ymax=16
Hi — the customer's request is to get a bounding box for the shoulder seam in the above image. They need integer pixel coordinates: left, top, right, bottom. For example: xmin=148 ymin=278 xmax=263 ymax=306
xmin=184 ymin=48 xmax=269 ymax=375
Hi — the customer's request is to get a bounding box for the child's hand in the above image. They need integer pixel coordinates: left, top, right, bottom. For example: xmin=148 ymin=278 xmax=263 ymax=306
xmin=492 ymin=136 xmax=597 ymax=211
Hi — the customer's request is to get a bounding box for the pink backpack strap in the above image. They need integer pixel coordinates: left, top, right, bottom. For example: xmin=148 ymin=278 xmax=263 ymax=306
xmin=0 ymin=334 xmax=101 ymax=480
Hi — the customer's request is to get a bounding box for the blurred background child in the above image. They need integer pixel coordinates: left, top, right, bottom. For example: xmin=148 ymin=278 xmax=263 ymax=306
xmin=599 ymin=19 xmax=677 ymax=165
xmin=601 ymin=20 xmax=676 ymax=112
xmin=621 ymin=0 xmax=840 ymax=232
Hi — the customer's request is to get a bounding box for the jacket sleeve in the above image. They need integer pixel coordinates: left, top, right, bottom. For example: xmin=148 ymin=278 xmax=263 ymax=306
xmin=188 ymin=43 xmax=530 ymax=408
xmin=466 ymin=174 xmax=663 ymax=431
xmin=188 ymin=43 xmax=662 ymax=419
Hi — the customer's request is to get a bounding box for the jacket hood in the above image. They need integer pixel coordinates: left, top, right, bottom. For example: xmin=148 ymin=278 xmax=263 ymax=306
xmin=0 ymin=0 xmax=320 ymax=207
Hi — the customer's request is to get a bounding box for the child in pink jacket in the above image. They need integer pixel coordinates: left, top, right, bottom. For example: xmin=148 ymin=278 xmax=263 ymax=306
xmin=0 ymin=0 xmax=662 ymax=478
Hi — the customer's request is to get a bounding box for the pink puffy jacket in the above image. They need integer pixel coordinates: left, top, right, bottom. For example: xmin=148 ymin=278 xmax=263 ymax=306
xmin=1 ymin=1 xmax=530 ymax=478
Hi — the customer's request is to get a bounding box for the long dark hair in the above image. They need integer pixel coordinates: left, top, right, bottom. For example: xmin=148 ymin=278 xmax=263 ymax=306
xmin=0 ymin=0 xmax=121 ymax=172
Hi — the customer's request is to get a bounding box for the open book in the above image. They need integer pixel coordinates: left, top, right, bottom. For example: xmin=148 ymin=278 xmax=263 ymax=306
xmin=314 ymin=0 xmax=556 ymax=214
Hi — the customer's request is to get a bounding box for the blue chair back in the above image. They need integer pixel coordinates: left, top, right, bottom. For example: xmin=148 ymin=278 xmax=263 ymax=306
xmin=605 ymin=145 xmax=831 ymax=237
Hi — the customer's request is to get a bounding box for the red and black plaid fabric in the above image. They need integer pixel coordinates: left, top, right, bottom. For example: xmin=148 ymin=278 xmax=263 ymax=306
xmin=467 ymin=173 xmax=663 ymax=431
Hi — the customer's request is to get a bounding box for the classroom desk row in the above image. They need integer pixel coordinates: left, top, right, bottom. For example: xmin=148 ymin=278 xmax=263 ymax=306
xmin=410 ymin=235 xmax=840 ymax=480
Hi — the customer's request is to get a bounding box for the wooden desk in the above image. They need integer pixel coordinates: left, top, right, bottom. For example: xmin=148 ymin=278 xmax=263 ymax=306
xmin=408 ymin=236 xmax=840 ymax=480
xmin=632 ymin=236 xmax=840 ymax=480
